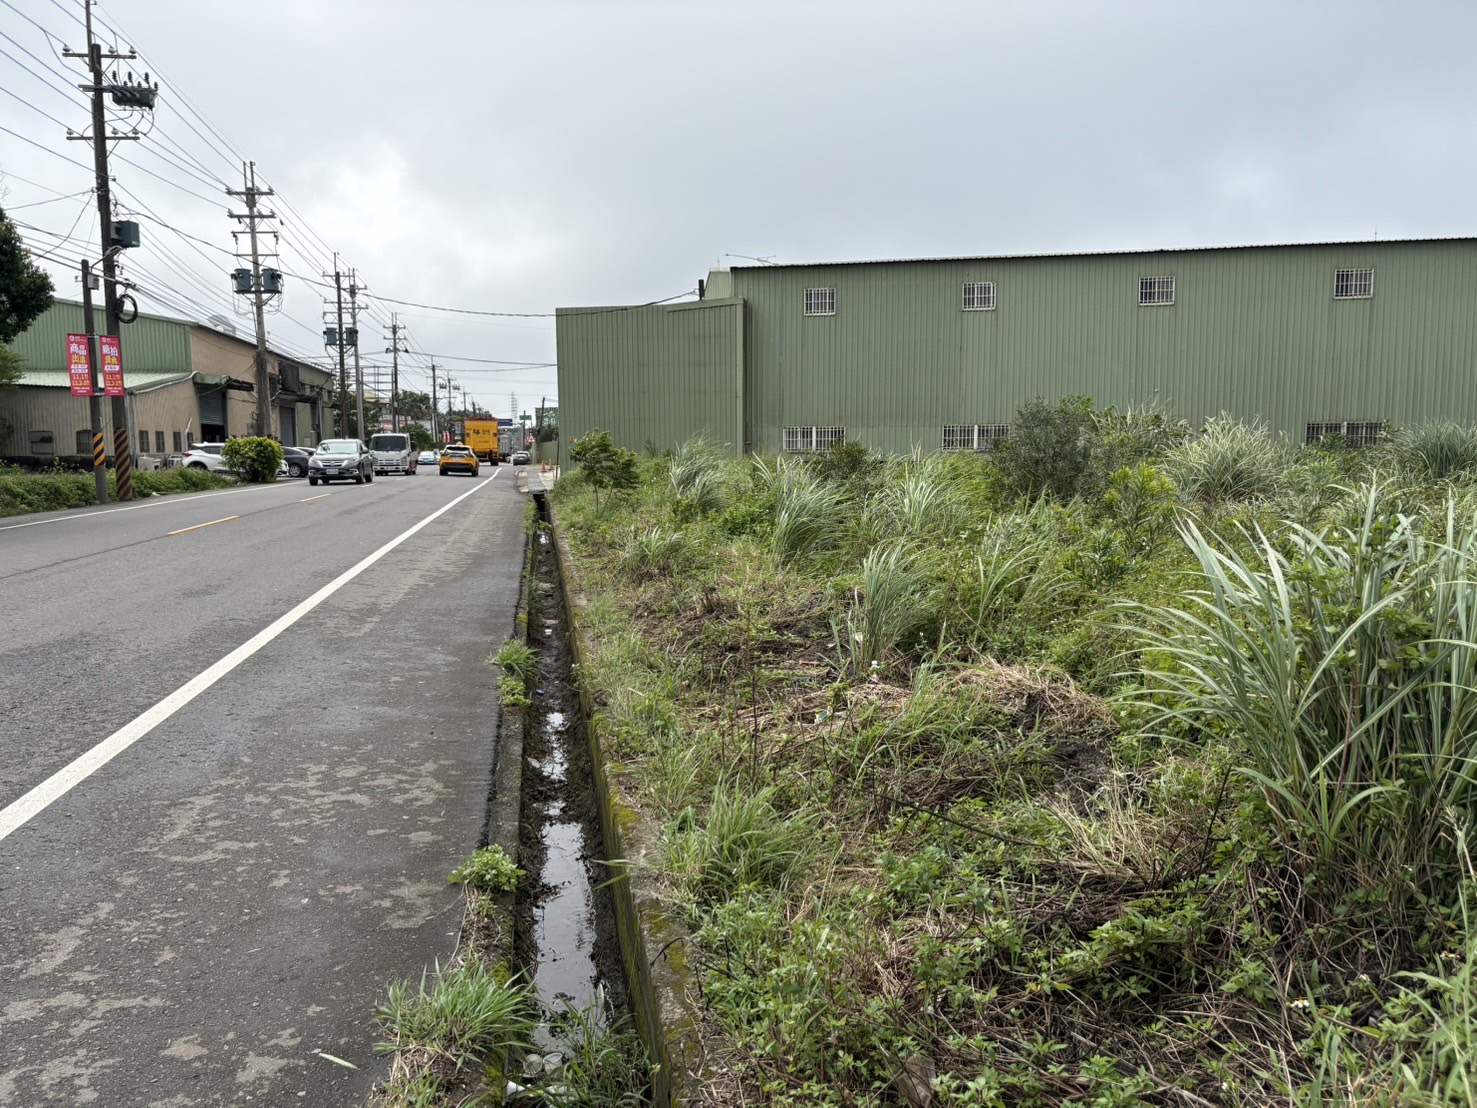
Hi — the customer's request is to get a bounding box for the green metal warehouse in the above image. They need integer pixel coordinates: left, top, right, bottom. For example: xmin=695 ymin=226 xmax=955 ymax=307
xmin=555 ymin=237 xmax=1477 ymax=456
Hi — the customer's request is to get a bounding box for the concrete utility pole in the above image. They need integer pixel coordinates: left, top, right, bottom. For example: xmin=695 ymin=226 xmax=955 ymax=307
xmin=429 ymin=362 xmax=439 ymax=441
xmin=65 ymin=1 xmax=149 ymax=500
xmin=226 ymin=162 xmax=277 ymax=438
xmin=80 ymin=258 xmax=109 ymax=505
xmin=446 ymin=375 xmax=456 ymax=439
xmin=331 ymin=263 xmax=347 ymax=436
xmin=386 ymin=314 xmax=407 ymax=431
xmin=348 ymin=272 xmax=365 ymax=439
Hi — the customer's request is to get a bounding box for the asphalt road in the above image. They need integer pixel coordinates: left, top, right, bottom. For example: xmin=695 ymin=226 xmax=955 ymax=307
xmin=0 ymin=467 xmax=526 ymax=1104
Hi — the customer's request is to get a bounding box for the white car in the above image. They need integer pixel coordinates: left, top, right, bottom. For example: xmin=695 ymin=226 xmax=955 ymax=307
xmin=417 ymin=450 xmax=439 ymax=466
xmin=181 ymin=443 xmax=234 ymax=473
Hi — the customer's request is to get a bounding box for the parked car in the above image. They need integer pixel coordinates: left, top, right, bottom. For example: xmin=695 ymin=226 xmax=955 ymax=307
xmin=308 ymin=439 xmax=375 ymax=485
xmin=281 ymin=446 xmax=314 ymax=478
xmin=181 ymin=443 xmax=234 ymax=474
xmin=439 ymin=444 xmax=480 ymax=477
xmin=416 ymin=449 xmax=439 ymax=466
xmin=369 ymin=432 xmax=417 ymax=476
xmin=510 ymin=450 xmax=531 ymax=466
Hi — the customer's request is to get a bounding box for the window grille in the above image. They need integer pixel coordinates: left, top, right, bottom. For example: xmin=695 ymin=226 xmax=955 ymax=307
xmin=962 ymin=282 xmax=997 ymax=311
xmin=1305 ymin=421 xmax=1383 ymax=447
xmin=1139 ymin=275 xmax=1175 ymax=306
xmin=139 ymin=429 xmax=149 ymax=454
xmin=30 ymin=431 xmax=54 ymax=456
xmin=783 ymin=426 xmax=846 ymax=452
xmin=156 ymin=430 xmax=166 ymax=453
xmin=75 ymin=430 xmax=93 ymax=455
xmin=173 ymin=431 xmax=183 ymax=453
xmin=1334 ymin=268 xmax=1375 ymax=299
xmin=941 ymin=424 xmax=1011 ymax=451
xmin=803 ymin=288 xmax=836 ymax=316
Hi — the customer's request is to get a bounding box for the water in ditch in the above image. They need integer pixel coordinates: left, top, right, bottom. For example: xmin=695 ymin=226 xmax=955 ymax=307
xmin=517 ymin=518 xmax=633 ymax=1055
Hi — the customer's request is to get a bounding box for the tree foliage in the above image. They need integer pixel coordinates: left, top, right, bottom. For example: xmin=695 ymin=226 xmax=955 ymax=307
xmin=0 ymin=204 xmax=55 ymax=387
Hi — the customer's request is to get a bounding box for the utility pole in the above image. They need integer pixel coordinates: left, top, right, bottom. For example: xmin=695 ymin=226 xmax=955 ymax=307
xmin=446 ymin=375 xmax=456 ymax=440
xmin=348 ymin=271 xmax=365 ymax=440
xmin=226 ymin=162 xmax=278 ymax=438
xmin=429 ymin=363 xmax=439 ymax=441
xmin=80 ymin=258 xmax=109 ymax=505
xmin=65 ymin=1 xmax=153 ymax=501
xmin=326 ymin=261 xmax=348 ymax=436
xmin=386 ymin=314 xmax=407 ymax=431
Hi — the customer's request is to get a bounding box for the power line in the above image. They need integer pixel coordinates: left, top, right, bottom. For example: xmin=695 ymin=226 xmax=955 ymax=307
xmin=367 ymin=289 xmax=695 ymax=318
xmin=0 ymin=122 xmax=92 ymax=172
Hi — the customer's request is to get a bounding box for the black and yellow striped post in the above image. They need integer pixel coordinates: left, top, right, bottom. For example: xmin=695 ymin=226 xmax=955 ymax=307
xmin=91 ymin=433 xmax=105 ymax=469
xmin=112 ymin=427 xmax=133 ymax=502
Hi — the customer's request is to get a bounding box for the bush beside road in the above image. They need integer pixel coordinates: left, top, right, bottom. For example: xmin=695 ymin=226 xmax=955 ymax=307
xmin=0 ymin=464 xmax=232 ymax=517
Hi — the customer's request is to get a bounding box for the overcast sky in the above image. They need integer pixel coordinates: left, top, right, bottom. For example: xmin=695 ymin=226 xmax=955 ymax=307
xmin=3 ymin=0 xmax=1473 ymax=418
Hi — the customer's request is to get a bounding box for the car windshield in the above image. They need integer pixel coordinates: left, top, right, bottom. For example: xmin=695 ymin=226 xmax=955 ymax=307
xmin=320 ymin=442 xmax=359 ymax=454
xmin=370 ymin=436 xmax=408 ymax=451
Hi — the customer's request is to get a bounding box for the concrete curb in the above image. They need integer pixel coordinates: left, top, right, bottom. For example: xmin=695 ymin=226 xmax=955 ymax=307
xmin=546 ymin=501 xmax=705 ymax=1107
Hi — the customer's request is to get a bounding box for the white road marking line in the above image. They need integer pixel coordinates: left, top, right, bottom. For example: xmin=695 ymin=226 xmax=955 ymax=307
xmin=0 ymin=471 xmax=498 ymax=844
xmin=300 ymin=493 xmax=329 ymax=503
xmin=166 ymin=515 xmax=238 ymax=536
xmin=0 ymin=482 xmax=299 ymax=533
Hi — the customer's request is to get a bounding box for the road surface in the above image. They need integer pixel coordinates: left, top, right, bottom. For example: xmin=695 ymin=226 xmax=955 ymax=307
xmin=0 ymin=468 xmax=524 ymax=1104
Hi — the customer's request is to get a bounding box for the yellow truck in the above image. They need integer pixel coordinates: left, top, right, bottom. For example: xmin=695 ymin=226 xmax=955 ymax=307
xmin=463 ymin=419 xmax=502 ymax=465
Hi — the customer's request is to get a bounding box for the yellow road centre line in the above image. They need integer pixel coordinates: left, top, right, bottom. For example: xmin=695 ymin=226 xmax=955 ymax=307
xmin=300 ymin=494 xmax=329 ymax=503
xmin=167 ymin=515 xmax=238 ymax=536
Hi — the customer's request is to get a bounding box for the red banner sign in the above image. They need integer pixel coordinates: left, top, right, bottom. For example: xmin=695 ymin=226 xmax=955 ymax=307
xmin=100 ymin=335 xmax=124 ymax=397
xmin=67 ymin=333 xmax=93 ymax=397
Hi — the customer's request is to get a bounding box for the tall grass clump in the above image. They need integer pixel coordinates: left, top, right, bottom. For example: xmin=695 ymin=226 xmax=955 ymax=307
xmin=619 ymin=526 xmax=692 ymax=578
xmin=760 ymin=455 xmax=848 ymax=565
xmin=1166 ymin=415 xmax=1290 ymax=504
xmin=666 ymin=782 xmax=819 ymax=904
xmin=1389 ymin=420 xmax=1477 ymax=482
xmin=837 ymin=541 xmax=933 ymax=674
xmin=668 ymin=435 xmax=730 ymax=517
xmin=864 ymin=449 xmax=962 ymax=540
xmin=376 ymin=961 xmax=535 ymax=1073
xmin=1125 ymin=484 xmax=1477 ymax=915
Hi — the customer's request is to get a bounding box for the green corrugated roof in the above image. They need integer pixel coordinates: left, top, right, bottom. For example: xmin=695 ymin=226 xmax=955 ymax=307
xmin=15 ymin=369 xmax=196 ymax=391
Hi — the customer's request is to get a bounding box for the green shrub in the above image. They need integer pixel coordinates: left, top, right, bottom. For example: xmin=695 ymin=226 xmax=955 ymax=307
xmin=1388 ymin=420 xmax=1477 ymax=482
xmin=568 ymin=429 xmax=639 ymax=509
xmin=492 ymin=639 xmax=538 ymax=683
xmin=220 ymin=436 xmax=283 ymax=482
xmin=992 ymin=394 xmax=1099 ymax=500
xmin=0 ymin=471 xmax=97 ymax=515
xmin=667 ymin=783 xmax=819 ymax=904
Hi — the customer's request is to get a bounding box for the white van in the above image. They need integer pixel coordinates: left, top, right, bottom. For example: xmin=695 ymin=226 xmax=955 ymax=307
xmin=369 ymin=433 xmax=417 ymax=475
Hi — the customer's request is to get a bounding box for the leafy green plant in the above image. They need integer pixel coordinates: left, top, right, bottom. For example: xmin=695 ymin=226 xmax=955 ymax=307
xmin=448 ymin=844 xmax=525 ymax=893
xmin=567 ymin=429 xmax=639 ymax=509
xmin=1102 ymin=462 xmax=1178 ymax=544
xmin=220 ymin=436 xmax=284 ymax=482
xmin=533 ymin=987 xmax=651 ymax=1106
xmin=992 ymin=394 xmax=1099 ymax=500
xmin=375 ymin=961 xmax=535 ymax=1072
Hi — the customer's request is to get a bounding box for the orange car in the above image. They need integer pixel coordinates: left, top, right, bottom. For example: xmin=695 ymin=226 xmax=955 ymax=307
xmin=438 ymin=444 xmax=480 ymax=477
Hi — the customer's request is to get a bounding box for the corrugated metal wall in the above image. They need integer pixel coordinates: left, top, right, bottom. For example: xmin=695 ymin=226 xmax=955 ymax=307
xmin=733 ymin=240 xmax=1477 ymax=452
xmin=3 ymin=381 xmax=199 ymax=462
xmin=556 ymin=298 xmax=745 ymax=455
xmin=6 ymin=300 xmax=192 ymax=374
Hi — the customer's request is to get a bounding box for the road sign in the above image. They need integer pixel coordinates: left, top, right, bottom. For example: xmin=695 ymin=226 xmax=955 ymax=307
xmin=100 ymin=335 xmax=125 ymax=397
xmin=67 ymin=333 xmax=93 ymax=396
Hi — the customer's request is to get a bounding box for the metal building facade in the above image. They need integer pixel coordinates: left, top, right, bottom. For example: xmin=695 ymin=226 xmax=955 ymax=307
xmin=556 ymin=238 xmax=1477 ymax=456
xmin=556 ymin=298 xmax=745 ymax=454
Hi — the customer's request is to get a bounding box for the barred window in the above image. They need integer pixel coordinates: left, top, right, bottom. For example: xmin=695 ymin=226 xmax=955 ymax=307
xmin=1334 ymin=268 xmax=1374 ymax=299
xmin=783 ymin=426 xmax=846 ymax=452
xmin=156 ymin=430 xmax=166 ymax=453
xmin=173 ymin=431 xmax=183 ymax=453
xmin=803 ymin=288 xmax=836 ymax=316
xmin=75 ymin=429 xmax=93 ymax=454
xmin=941 ymin=424 xmax=1011 ymax=451
xmin=962 ymin=282 xmax=997 ymax=311
xmin=139 ymin=429 xmax=150 ymax=454
xmin=1306 ymin=420 xmax=1383 ymax=447
xmin=1139 ymin=275 xmax=1175 ymax=306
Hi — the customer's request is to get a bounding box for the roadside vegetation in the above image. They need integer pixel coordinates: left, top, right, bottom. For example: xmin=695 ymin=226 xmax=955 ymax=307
xmin=550 ymin=409 xmax=1477 ymax=1105
xmin=0 ymin=461 xmax=231 ymax=516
